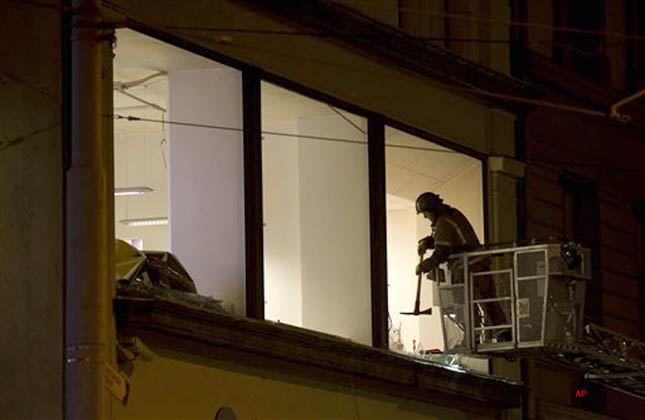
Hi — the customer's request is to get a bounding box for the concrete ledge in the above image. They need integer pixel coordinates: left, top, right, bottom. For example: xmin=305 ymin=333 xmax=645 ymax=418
xmin=114 ymin=296 xmax=523 ymax=415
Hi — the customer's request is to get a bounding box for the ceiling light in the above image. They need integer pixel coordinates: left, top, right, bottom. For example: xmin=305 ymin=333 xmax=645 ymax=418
xmin=119 ymin=217 xmax=168 ymax=227
xmin=114 ymin=186 xmax=154 ymax=196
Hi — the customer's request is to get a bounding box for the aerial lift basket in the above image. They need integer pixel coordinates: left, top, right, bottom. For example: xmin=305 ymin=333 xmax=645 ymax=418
xmin=437 ymin=241 xmax=590 ymax=354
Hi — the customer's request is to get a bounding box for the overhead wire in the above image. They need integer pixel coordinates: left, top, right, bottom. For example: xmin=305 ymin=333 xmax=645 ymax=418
xmin=527 ymin=158 xmax=645 ymax=173
xmin=8 ymin=0 xmax=645 ymax=54
xmin=163 ymin=25 xmax=629 ymax=54
xmin=0 ymin=72 xmax=60 ymax=104
xmin=342 ymin=0 xmax=645 ymax=41
xmin=160 ymin=113 xmax=168 ymax=169
xmin=9 ymin=0 xmax=644 ymax=43
xmin=7 ymin=0 xmax=639 ymax=119
xmin=166 ymin=26 xmax=611 ymax=58
xmin=2 ymin=0 xmax=639 ymax=42
xmin=162 ymin=6 xmax=645 ymax=42
xmin=112 ymin=114 xmax=453 ymax=153
xmin=154 ymin=17 xmax=639 ymax=122
xmin=195 ymin=37 xmax=613 ymax=120
xmin=327 ymin=105 xmax=367 ymax=135
xmin=0 ymin=122 xmax=61 ymax=151
xmin=8 ymin=0 xmax=644 ymax=162
xmin=112 ymin=114 xmax=645 ymax=172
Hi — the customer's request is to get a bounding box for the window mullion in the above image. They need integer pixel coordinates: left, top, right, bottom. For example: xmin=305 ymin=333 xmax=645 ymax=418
xmin=368 ymin=115 xmax=389 ymax=348
xmin=243 ymin=69 xmax=265 ymax=319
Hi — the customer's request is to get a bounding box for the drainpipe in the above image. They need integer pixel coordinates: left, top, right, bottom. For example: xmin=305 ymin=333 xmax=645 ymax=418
xmin=65 ymin=0 xmax=108 ymax=418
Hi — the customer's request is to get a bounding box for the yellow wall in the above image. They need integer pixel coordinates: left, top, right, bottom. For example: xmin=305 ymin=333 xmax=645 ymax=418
xmin=0 ymin=2 xmax=63 ymax=418
xmin=112 ymin=346 xmax=468 ymax=420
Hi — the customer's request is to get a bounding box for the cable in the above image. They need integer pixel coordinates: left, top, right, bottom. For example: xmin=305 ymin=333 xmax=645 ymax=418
xmin=115 ymin=113 xmax=369 ymax=146
xmin=162 ymin=8 xmax=645 ymax=43
xmin=161 ymin=27 xmax=630 ymax=121
xmin=340 ymin=1 xmax=645 ymax=42
xmin=0 ymin=121 xmax=61 ymax=151
xmin=114 ymin=71 xmax=166 ymax=90
xmin=113 ymin=114 xmax=645 ymax=172
xmin=327 ymin=105 xmax=366 ymax=135
xmin=115 ymin=90 xmax=167 ymax=113
xmin=160 ymin=113 xmax=168 ymax=169
xmin=10 ymin=0 xmax=645 ymax=43
xmin=217 ymin=40 xmax=612 ymax=120
xmin=112 ymin=114 xmax=460 ymax=153
xmin=165 ymin=26 xmax=513 ymax=43
xmin=1 ymin=72 xmax=60 ymax=104
xmin=164 ymin=26 xmax=632 ymax=54
xmin=101 ymin=0 xmax=643 ymax=121
xmin=167 ymin=26 xmax=614 ymax=58
xmin=7 ymin=0 xmax=640 ymax=168
xmin=528 ymin=158 xmax=645 ymax=174
xmin=18 ymin=0 xmax=633 ymax=133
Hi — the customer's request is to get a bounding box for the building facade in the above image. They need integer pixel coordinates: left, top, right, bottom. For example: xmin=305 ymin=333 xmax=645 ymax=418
xmin=9 ymin=0 xmax=631 ymax=419
xmin=511 ymin=1 xmax=645 ymax=419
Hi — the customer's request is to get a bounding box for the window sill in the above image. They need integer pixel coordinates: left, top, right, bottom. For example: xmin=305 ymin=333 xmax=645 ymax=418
xmin=114 ymin=296 xmax=522 ymax=414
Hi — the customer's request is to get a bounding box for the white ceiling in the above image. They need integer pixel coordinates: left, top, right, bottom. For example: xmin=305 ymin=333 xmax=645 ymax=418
xmin=113 ymin=29 xmax=222 ymax=110
xmin=113 ymin=29 xmax=479 ymax=211
xmin=385 ymin=127 xmax=479 ymax=206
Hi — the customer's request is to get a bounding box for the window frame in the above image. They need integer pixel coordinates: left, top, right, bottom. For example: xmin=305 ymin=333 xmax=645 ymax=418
xmin=117 ymin=21 xmax=490 ymax=349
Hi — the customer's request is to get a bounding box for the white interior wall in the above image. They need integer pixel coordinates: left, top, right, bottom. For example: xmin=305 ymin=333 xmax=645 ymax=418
xmin=386 ymin=207 xmax=421 ymax=352
xmin=262 ymin=99 xmax=372 ymax=345
xmin=168 ymin=68 xmax=245 ymax=315
xmin=114 ymin=114 xmax=169 ymax=251
xmin=262 ymin=122 xmax=303 ymax=326
xmin=297 ymin=115 xmax=371 ymax=345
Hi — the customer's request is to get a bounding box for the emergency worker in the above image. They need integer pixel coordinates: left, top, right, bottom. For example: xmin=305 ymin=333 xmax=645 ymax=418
xmin=415 ymin=192 xmax=480 ymax=274
xmin=414 ymin=192 xmax=508 ymax=334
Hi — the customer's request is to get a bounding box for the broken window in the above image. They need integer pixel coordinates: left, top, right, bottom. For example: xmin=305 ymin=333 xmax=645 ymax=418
xmin=113 ymin=29 xmax=246 ymax=315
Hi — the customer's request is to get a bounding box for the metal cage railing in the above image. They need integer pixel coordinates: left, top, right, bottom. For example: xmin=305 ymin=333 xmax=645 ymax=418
xmin=437 ymin=242 xmax=590 ymax=354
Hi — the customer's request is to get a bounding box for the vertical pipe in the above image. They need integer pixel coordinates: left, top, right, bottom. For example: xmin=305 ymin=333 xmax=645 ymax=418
xmin=65 ymin=0 xmax=107 ymax=418
xmin=102 ymin=26 xmax=117 ymax=420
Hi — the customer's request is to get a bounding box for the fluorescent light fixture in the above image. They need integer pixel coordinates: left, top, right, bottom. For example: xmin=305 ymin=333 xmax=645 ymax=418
xmin=119 ymin=217 xmax=168 ymax=227
xmin=114 ymin=186 xmax=154 ymax=196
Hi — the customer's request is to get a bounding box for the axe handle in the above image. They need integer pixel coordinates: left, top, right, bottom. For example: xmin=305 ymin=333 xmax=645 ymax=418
xmin=412 ymin=254 xmax=424 ymax=313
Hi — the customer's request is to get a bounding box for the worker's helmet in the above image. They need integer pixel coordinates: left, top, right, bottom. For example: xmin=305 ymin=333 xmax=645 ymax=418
xmin=415 ymin=192 xmax=443 ymax=214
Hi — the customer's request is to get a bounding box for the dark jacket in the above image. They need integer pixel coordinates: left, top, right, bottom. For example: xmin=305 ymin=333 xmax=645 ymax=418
xmin=420 ymin=207 xmax=479 ymax=272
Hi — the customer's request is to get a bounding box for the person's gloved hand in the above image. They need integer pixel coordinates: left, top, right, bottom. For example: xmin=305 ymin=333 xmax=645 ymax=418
xmin=417 ymin=236 xmax=435 ymax=256
xmin=415 ymin=258 xmax=434 ymax=275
